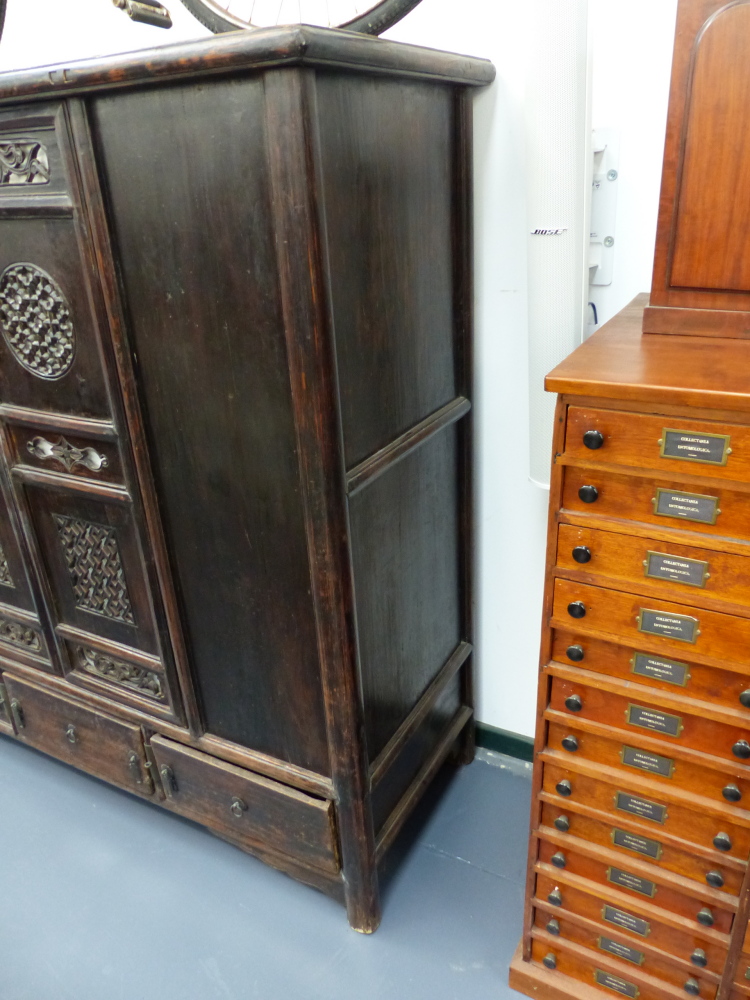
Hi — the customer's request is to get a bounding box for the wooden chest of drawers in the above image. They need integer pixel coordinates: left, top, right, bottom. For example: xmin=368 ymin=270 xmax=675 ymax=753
xmin=510 ymin=295 xmax=750 ymax=998
xmin=0 ymin=27 xmax=494 ymax=931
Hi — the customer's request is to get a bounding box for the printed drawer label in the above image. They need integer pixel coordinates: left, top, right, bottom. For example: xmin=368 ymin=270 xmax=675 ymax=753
xmin=615 ymin=791 xmax=667 ymax=824
xmin=630 ymin=652 xmax=690 ymax=687
xmin=644 ymin=551 xmax=709 ymax=588
xmin=607 ymin=866 xmax=657 ymax=898
xmin=637 ymin=609 xmax=699 ymax=644
xmin=653 ymin=489 xmax=720 ymax=525
xmin=611 ymin=828 xmax=662 ymax=861
xmin=595 ymin=970 xmax=640 ymax=997
xmin=598 ymin=936 xmax=645 ymax=966
xmin=660 ymin=429 xmax=731 ymax=466
xmin=602 ymin=905 xmax=650 ymax=938
xmin=620 ymin=746 xmax=674 ymax=777
xmin=626 ymin=705 xmax=683 ymax=738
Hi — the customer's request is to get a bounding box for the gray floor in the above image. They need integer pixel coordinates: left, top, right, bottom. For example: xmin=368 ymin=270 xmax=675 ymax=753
xmin=0 ymin=734 xmax=531 ymax=1000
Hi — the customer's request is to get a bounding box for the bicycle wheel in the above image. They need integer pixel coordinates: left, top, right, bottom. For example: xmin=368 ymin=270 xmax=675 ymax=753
xmin=179 ymin=0 xmax=424 ymax=35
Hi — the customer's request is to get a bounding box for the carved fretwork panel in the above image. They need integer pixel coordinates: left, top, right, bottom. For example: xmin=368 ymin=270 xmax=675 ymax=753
xmin=0 ymin=542 xmax=14 ymax=588
xmin=52 ymin=514 xmax=135 ymax=624
xmin=0 ymin=613 xmax=43 ymax=653
xmin=0 ymin=263 xmax=76 ymax=380
xmin=75 ymin=645 xmax=163 ymax=700
xmin=0 ymin=141 xmax=50 ymax=186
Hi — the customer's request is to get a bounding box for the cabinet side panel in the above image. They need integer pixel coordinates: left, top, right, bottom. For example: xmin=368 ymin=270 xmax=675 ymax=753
xmin=315 ymin=73 xmax=456 ymax=468
xmin=88 ymin=80 xmax=330 ymax=775
xmin=349 ymin=427 xmax=461 ymax=762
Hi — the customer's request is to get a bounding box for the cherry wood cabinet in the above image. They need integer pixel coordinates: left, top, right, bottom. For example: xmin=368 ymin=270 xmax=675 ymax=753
xmin=0 ymin=26 xmax=494 ymax=931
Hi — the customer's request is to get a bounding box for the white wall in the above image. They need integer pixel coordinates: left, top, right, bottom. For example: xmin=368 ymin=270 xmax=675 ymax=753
xmin=0 ymin=0 xmax=679 ymax=737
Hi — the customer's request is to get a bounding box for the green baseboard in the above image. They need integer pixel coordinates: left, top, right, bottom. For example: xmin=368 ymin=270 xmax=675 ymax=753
xmin=475 ymin=722 xmax=534 ymax=763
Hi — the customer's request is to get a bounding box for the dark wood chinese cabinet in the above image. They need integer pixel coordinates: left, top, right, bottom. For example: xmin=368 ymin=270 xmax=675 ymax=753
xmin=0 ymin=26 xmax=493 ymax=931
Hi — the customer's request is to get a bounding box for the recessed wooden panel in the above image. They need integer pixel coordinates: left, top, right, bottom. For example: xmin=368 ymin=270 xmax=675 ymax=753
xmin=0 ymin=104 xmax=70 ymax=199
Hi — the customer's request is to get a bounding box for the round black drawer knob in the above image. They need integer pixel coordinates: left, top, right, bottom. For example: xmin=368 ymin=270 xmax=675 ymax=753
xmin=546 ymin=918 xmax=560 ymax=936
xmin=567 ymin=601 xmax=586 ymax=619
xmin=583 ymin=429 xmax=605 ymax=450
xmin=690 ymin=949 xmax=708 ymax=968
xmin=542 ymin=953 xmax=557 ymax=970
xmin=572 ymin=546 xmax=592 ymax=564
xmin=566 ymin=644 xmax=585 ymax=662
xmin=555 ymin=779 xmax=572 ymax=797
xmin=696 ymin=907 xmax=714 ymax=927
xmin=684 ymin=978 xmax=700 ymax=996
xmin=722 ymin=784 xmax=742 ymax=803
xmin=564 ymin=694 xmax=583 ymax=712
xmin=578 ymin=485 xmax=599 ymax=503
xmin=739 ymin=689 xmax=750 ymax=708
xmin=561 ymin=735 xmax=579 ymax=752
xmin=705 ymin=871 xmax=724 ymax=889
xmin=713 ymin=832 xmax=732 ymax=852
xmin=554 ymin=815 xmax=570 ymax=832
xmin=548 ymin=888 xmax=563 ymax=907
xmin=732 ymin=740 xmax=750 ymax=759
xmin=550 ymin=852 xmax=566 ymax=869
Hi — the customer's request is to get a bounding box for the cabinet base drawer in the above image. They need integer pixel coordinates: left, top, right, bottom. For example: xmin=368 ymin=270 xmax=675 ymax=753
xmin=149 ymin=735 xmax=340 ymax=876
xmin=3 ymin=673 xmax=152 ymax=795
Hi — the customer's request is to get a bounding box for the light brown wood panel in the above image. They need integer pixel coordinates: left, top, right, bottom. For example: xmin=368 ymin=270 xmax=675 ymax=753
xmin=548 ymin=673 xmax=750 ymax=768
xmin=538 ymin=806 xmax=744 ymax=896
xmin=546 ymin=721 xmax=750 ymax=815
xmin=551 ymin=579 xmax=750 ymax=672
xmin=541 ymin=760 xmax=750 ymax=861
xmin=550 ymin=629 xmax=750 ymax=717
xmin=537 ymin=838 xmax=735 ymax=933
xmin=564 ymin=407 xmax=750 ymax=482
xmin=557 ymin=523 xmax=750 ymax=613
xmin=534 ymin=871 xmax=729 ymax=971
xmin=532 ymin=909 xmax=719 ymax=996
xmin=735 ymin=952 xmax=750 ymax=988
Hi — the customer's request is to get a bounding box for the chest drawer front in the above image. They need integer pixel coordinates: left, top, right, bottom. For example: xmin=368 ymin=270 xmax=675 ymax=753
xmin=548 ymin=674 xmax=750 ymax=765
xmin=561 ymin=469 xmax=748 ymax=541
xmin=734 ymin=953 xmax=750 ymax=988
xmin=552 ymin=579 xmax=750 ymax=666
xmin=564 ymin=408 xmax=750 ymax=481
xmin=532 ymin=910 xmax=718 ymax=997
xmin=149 ymin=736 xmax=339 ymax=875
xmin=541 ymin=761 xmax=750 ymax=861
xmin=537 ymin=839 xmax=735 ymax=934
xmin=546 ymin=721 xmax=750 ymax=812
xmin=534 ymin=872 xmax=728 ymax=973
xmin=551 ymin=630 xmax=750 ymax=715
xmin=539 ymin=803 xmax=743 ymax=895
xmin=3 ymin=673 xmax=152 ymax=795
xmin=557 ymin=524 xmax=750 ymax=610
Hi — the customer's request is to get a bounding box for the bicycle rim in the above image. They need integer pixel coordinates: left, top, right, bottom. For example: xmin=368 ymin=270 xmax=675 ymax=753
xmin=178 ymin=0 xmax=422 ymax=35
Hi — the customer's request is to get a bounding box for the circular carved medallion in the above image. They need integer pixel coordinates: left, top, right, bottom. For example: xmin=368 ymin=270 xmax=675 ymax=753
xmin=0 ymin=263 xmax=75 ymax=379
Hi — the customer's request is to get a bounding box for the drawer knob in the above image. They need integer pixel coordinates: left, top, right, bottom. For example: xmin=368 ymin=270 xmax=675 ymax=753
xmin=160 ymin=764 xmax=178 ymax=797
xmin=572 ymin=546 xmax=592 ymax=564
xmin=65 ymin=724 xmax=78 ymax=744
xmin=578 ymin=484 xmax=599 ymax=503
xmin=550 ymin=851 xmax=566 ymax=869
xmin=567 ymin=601 xmax=586 ymax=619
xmin=230 ymin=796 xmax=248 ymax=818
xmin=548 ymin=888 xmax=563 ymax=906
xmin=555 ymin=779 xmax=572 ymax=797
xmin=566 ymin=644 xmax=585 ymax=662
xmin=712 ymin=832 xmax=732 ymax=852
xmin=564 ymin=694 xmax=582 ymax=712
xmin=542 ymin=953 xmax=557 ymax=970
xmin=732 ymin=740 xmax=750 ymax=759
xmin=554 ymin=815 xmax=570 ymax=832
xmin=705 ymin=871 xmax=724 ymax=889
xmin=739 ymin=689 xmax=750 ymax=708
xmin=690 ymin=949 xmax=707 ymax=968
xmin=561 ymin=735 xmax=579 ymax=752
xmin=696 ymin=907 xmax=714 ymax=927
xmin=683 ymin=978 xmax=700 ymax=996
xmin=583 ymin=429 xmax=605 ymax=450
xmin=546 ymin=918 xmax=560 ymax=935
xmin=721 ymin=784 xmax=742 ymax=803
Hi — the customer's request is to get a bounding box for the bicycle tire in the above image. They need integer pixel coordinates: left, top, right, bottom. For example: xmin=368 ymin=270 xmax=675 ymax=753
xmin=179 ymin=0 xmax=422 ymax=35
